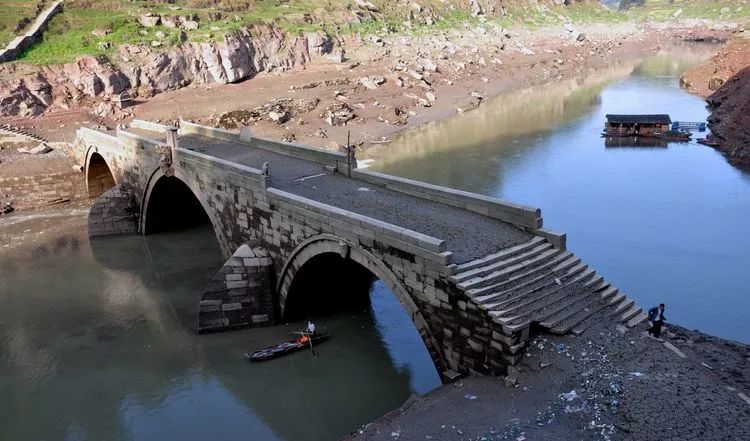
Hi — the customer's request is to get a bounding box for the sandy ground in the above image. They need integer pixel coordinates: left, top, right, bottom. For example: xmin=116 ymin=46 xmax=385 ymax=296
xmin=345 ymin=316 xmax=750 ymax=441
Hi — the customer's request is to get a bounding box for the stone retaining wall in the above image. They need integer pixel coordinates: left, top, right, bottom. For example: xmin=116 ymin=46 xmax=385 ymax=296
xmin=0 ymin=1 xmax=64 ymax=63
xmin=0 ymin=170 xmax=86 ymax=210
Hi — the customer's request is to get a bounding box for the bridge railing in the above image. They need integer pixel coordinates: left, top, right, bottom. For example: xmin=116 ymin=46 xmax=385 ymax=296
xmin=352 ymin=169 xmax=543 ymax=229
xmin=179 ymin=120 xmax=350 ymax=174
xmin=267 ymin=188 xmax=453 ymax=271
xmin=130 ymin=119 xmax=170 ymax=134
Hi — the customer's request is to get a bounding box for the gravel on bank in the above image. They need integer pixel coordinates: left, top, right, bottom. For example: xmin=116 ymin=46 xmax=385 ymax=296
xmin=345 ymin=315 xmax=750 ymax=441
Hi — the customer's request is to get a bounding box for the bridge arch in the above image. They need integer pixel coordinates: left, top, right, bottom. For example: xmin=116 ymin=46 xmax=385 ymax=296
xmin=85 ymin=151 xmax=116 ymax=198
xmin=140 ymin=170 xmax=225 ymax=249
xmin=278 ymin=235 xmax=447 ymax=375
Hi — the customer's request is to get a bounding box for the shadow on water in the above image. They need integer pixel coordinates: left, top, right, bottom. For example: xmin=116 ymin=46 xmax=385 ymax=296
xmin=0 ymin=225 xmax=439 ymax=441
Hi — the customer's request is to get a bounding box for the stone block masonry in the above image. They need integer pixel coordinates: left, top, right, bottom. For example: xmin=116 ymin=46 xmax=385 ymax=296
xmin=199 ymin=241 xmax=275 ymax=332
xmin=0 ymin=170 xmax=87 ymax=210
xmin=88 ymin=185 xmax=138 ymax=237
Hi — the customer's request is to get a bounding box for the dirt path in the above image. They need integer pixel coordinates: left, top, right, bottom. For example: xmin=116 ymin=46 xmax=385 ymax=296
xmin=345 ymin=317 xmax=750 ymax=440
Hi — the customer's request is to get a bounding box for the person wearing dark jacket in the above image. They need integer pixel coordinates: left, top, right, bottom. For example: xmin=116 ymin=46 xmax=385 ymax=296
xmin=647 ymin=304 xmax=667 ymax=338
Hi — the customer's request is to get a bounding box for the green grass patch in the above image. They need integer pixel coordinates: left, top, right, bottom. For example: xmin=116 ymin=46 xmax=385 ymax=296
xmin=0 ymin=1 xmax=46 ymax=47
xmin=625 ymin=0 xmax=750 ymax=21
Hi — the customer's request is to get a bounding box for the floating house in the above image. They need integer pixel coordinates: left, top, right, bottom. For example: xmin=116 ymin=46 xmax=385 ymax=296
xmin=604 ymin=114 xmax=672 ymax=136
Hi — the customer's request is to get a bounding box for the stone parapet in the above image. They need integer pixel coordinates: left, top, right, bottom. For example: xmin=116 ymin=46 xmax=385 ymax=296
xmin=352 ymin=169 xmax=543 ymax=229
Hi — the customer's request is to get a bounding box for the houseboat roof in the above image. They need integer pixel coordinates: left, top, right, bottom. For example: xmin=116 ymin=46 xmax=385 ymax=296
xmin=605 ymin=114 xmax=672 ymax=124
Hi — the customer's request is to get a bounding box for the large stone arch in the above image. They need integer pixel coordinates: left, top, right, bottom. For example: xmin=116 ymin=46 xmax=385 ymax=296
xmin=85 ymin=150 xmax=116 ymax=198
xmin=278 ymin=234 xmax=448 ymax=376
xmin=140 ymin=168 xmax=229 ymax=253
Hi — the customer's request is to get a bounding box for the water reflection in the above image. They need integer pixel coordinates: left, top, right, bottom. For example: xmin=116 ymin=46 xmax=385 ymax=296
xmin=0 ymin=225 xmax=440 ymax=441
xmin=369 ymin=45 xmax=750 ymax=343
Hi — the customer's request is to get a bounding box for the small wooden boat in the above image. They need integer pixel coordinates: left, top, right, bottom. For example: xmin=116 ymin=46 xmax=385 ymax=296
xmin=245 ymin=334 xmax=330 ymax=362
xmin=697 ymin=138 xmax=720 ymax=147
xmin=641 ymin=130 xmax=691 ymax=142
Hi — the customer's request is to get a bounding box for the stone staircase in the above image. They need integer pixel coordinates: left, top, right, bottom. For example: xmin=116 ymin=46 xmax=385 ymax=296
xmin=0 ymin=124 xmax=46 ymax=142
xmin=451 ymin=236 xmax=648 ymax=341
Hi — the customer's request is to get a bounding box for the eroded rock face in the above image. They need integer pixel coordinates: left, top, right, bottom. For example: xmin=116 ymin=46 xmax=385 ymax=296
xmin=0 ymin=27 xmax=333 ymax=117
xmin=0 ymin=79 xmax=48 ymax=116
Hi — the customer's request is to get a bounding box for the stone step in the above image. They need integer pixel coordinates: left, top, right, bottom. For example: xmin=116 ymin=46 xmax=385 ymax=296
xmin=457 ymin=248 xmax=564 ymax=290
xmin=491 ymin=270 xmax=597 ymax=329
xmin=451 ymin=243 xmax=553 ymax=283
xmin=549 ymin=297 xmax=616 ymax=334
xmin=473 ymin=254 xmax=580 ymax=303
xmin=584 ymin=274 xmax=604 ymax=289
xmin=598 ymin=286 xmax=619 ymax=301
xmin=536 ymin=280 xmax=615 ymax=330
xmin=455 ymin=236 xmax=546 ymax=273
xmin=627 ymin=311 xmax=648 ymax=328
xmin=484 ymin=263 xmax=590 ymax=315
xmin=619 ymin=304 xmax=642 ymax=323
xmin=612 ymin=295 xmax=634 ymax=313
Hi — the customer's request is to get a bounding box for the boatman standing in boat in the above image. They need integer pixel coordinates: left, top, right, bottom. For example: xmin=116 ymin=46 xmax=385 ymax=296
xmin=306 ymin=319 xmax=317 ymax=337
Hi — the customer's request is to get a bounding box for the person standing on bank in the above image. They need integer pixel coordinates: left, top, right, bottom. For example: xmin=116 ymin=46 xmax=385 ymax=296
xmin=647 ymin=303 xmax=667 ymax=338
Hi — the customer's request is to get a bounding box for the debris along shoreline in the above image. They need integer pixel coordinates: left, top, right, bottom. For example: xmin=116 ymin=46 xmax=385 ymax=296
xmin=345 ymin=316 xmax=750 ymax=441
xmin=129 ymin=22 xmax=735 ymax=153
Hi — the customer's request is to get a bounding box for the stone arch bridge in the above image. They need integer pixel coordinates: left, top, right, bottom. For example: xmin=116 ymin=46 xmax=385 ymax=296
xmin=70 ymin=119 xmax=646 ymax=378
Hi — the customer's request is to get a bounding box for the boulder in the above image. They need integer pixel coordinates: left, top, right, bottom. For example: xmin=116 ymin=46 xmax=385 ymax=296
xmin=181 ymin=20 xmax=200 ymax=31
xmin=359 ymin=76 xmax=378 ymax=90
xmin=19 ymin=142 xmax=52 ymax=154
xmin=138 ymin=14 xmax=160 ymax=28
xmin=355 ymin=0 xmax=380 ymax=12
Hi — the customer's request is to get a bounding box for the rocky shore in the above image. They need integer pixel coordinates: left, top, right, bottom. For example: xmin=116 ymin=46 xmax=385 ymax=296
xmin=346 ymin=314 xmax=750 ymax=440
xmin=681 ymin=36 xmax=750 ymax=169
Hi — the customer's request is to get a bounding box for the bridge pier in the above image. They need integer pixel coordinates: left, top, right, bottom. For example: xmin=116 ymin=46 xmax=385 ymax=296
xmin=198 ymin=241 xmax=276 ymax=332
xmin=87 ymin=184 xmax=138 ymax=237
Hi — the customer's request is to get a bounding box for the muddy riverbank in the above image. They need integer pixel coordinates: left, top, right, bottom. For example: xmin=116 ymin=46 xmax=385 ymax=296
xmin=681 ymin=35 xmax=750 ymax=168
xmin=346 ymin=317 xmax=750 ymax=441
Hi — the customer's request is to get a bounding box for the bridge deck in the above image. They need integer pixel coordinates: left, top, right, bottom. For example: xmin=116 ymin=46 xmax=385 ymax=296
xmin=178 ymin=134 xmax=532 ymax=264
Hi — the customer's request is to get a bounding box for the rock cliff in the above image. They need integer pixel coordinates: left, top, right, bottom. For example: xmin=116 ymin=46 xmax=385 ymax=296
xmin=0 ymin=26 xmax=333 ymax=118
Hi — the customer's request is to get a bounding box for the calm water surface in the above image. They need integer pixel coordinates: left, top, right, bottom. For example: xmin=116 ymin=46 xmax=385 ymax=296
xmin=0 ymin=225 xmax=440 ymax=441
xmin=366 ymin=46 xmax=750 ymax=343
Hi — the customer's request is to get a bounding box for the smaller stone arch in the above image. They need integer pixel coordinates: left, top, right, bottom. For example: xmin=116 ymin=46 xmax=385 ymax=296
xmin=278 ymin=234 xmax=448 ymax=376
xmin=85 ymin=151 xmax=116 ymax=198
xmin=140 ymin=168 xmax=229 ymax=254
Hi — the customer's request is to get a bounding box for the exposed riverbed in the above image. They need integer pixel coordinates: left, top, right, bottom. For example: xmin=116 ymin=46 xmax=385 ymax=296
xmin=364 ymin=45 xmax=750 ymax=344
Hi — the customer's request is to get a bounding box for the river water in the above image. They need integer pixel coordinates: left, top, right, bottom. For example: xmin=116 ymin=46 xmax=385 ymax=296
xmin=2 ymin=45 xmax=748 ymax=441
xmin=0 ymin=224 xmax=440 ymax=441
xmin=365 ymin=44 xmax=750 ymax=344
